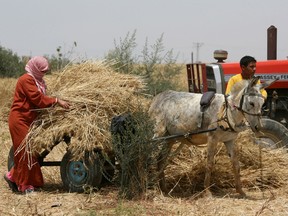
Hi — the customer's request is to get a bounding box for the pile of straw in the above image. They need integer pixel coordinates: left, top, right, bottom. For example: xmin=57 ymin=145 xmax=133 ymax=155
xmin=26 ymin=60 xmax=149 ymax=160
xmin=165 ymin=130 xmax=288 ymax=196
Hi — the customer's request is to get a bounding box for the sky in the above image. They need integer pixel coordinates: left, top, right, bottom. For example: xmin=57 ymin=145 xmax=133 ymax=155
xmin=1 ymin=0 xmax=287 ymax=63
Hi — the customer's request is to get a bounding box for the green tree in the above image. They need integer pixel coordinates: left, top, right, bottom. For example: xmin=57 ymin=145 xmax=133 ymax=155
xmin=0 ymin=46 xmax=25 ymax=77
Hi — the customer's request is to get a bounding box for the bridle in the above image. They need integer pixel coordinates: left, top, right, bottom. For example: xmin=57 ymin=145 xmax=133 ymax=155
xmin=235 ymin=89 xmax=264 ymax=117
xmin=218 ymin=88 xmax=264 ymax=131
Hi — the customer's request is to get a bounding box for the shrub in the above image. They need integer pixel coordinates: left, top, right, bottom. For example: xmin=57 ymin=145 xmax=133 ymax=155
xmin=105 ymin=31 xmax=183 ymax=96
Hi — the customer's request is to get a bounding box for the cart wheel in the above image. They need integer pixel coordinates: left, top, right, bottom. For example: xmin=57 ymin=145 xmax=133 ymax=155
xmin=101 ymin=156 xmax=115 ymax=184
xmin=7 ymin=146 xmax=14 ymax=171
xmin=60 ymin=151 xmax=102 ymax=193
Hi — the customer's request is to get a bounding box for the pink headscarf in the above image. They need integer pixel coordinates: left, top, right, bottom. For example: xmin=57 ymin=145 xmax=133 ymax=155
xmin=25 ymin=56 xmax=49 ymax=95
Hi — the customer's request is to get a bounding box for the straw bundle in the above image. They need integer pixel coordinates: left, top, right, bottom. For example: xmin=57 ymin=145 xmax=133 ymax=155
xmin=26 ymin=60 xmax=149 ymax=160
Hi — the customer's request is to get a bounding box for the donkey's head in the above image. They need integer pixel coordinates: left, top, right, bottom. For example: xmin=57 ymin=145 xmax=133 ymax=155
xmin=236 ymin=77 xmax=277 ymax=131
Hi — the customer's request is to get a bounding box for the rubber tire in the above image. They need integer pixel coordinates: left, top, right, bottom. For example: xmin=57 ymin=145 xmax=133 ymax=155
xmin=60 ymin=151 xmax=102 ymax=193
xmin=7 ymin=147 xmax=14 ymax=171
xmin=256 ymin=118 xmax=288 ymax=148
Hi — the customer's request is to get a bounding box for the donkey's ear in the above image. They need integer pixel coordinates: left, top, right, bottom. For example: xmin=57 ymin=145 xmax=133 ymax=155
xmin=259 ymin=77 xmax=279 ymax=89
xmin=248 ymin=76 xmax=260 ymax=88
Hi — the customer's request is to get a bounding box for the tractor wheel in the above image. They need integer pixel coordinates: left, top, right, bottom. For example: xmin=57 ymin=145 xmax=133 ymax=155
xmin=256 ymin=118 xmax=288 ymax=148
xmin=60 ymin=151 xmax=102 ymax=193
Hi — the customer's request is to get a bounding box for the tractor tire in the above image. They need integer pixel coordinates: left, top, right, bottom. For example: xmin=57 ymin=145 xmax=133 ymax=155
xmin=60 ymin=151 xmax=102 ymax=193
xmin=256 ymin=118 xmax=288 ymax=148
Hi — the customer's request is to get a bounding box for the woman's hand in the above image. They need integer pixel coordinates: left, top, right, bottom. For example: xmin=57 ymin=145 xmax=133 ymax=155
xmin=57 ymin=98 xmax=70 ymax=109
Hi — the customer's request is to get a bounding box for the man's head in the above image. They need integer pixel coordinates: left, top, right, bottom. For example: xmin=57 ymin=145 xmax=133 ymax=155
xmin=240 ymin=55 xmax=257 ymax=79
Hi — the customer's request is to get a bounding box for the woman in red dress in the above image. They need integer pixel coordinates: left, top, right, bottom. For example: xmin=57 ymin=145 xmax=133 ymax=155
xmin=4 ymin=56 xmax=70 ymax=194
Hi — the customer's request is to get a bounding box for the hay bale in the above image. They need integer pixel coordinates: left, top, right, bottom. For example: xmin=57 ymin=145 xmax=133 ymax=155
xmin=26 ymin=60 xmax=149 ymax=160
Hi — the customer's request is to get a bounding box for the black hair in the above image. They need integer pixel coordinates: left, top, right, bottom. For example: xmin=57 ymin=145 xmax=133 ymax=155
xmin=240 ymin=56 xmax=257 ymax=67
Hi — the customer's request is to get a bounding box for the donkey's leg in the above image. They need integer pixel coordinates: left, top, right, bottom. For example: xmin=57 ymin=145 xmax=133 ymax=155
xmin=204 ymin=139 xmax=218 ymax=197
xmin=157 ymin=141 xmax=173 ymax=193
xmin=224 ymin=140 xmax=246 ymax=197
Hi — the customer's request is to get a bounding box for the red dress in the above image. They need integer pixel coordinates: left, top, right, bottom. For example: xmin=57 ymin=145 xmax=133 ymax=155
xmin=8 ymin=73 xmax=56 ymax=192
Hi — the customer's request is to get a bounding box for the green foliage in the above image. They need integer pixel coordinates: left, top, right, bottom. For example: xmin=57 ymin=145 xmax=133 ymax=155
xmin=105 ymin=31 xmax=183 ymax=96
xmin=46 ymin=43 xmax=76 ymax=72
xmin=0 ymin=46 xmax=25 ymax=77
xmin=46 ymin=54 xmax=70 ymax=72
xmin=111 ymin=110 xmax=160 ymax=200
xmin=105 ymin=30 xmax=137 ymax=74
xmin=136 ymin=34 xmax=183 ymax=95
xmin=0 ymin=43 xmax=76 ymax=78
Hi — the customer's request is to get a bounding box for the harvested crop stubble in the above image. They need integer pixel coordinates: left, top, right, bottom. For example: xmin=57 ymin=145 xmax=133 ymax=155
xmin=0 ymin=78 xmax=17 ymax=120
xmin=25 ymin=60 xmax=149 ymax=160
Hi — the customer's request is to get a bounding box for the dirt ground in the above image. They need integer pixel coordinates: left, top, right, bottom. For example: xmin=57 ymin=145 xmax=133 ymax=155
xmin=1 ymin=120 xmax=288 ymax=216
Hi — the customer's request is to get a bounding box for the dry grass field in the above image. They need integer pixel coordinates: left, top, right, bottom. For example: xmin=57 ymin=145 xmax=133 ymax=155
xmin=1 ymin=68 xmax=288 ymax=216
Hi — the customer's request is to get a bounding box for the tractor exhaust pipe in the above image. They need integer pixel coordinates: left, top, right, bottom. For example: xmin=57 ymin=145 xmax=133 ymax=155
xmin=267 ymin=25 xmax=277 ymax=60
